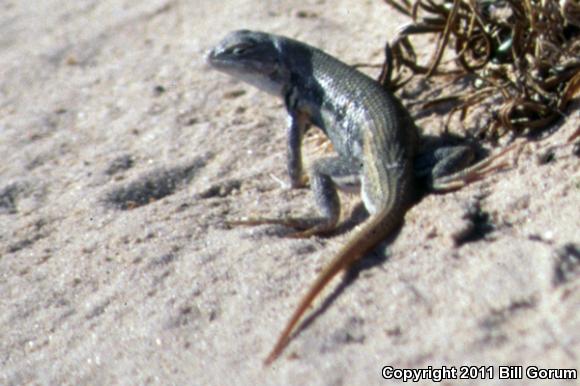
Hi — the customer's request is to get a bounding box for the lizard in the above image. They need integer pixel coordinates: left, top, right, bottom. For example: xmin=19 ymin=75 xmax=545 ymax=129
xmin=207 ymin=30 xmax=511 ymax=365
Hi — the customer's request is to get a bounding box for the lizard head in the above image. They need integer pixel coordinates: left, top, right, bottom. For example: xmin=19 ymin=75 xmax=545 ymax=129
xmin=207 ymin=30 xmax=289 ymax=96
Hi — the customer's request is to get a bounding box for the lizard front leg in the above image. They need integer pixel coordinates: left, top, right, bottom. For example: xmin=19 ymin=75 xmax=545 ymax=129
xmin=287 ymin=109 xmax=309 ymax=189
xmin=226 ymin=110 xmax=310 ymax=229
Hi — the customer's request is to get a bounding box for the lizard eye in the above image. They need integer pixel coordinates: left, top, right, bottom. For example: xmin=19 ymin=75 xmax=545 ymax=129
xmin=230 ymin=43 xmax=253 ymax=56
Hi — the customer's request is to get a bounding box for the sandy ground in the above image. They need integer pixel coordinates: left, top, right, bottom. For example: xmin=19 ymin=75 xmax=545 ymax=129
xmin=1 ymin=1 xmax=579 ymax=385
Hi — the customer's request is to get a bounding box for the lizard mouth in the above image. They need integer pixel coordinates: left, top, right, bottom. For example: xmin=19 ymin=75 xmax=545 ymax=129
xmin=206 ymin=50 xmax=285 ymax=96
xmin=205 ymin=48 xmax=226 ymax=68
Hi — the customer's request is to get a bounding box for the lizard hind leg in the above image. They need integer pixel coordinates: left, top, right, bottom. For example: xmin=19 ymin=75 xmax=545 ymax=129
xmin=290 ymin=157 xmax=360 ymax=238
xmin=428 ymin=143 xmax=518 ymax=192
xmin=287 ymin=156 xmax=361 ymax=238
xmin=415 ymin=141 xmax=518 ymax=193
xmin=228 ymin=156 xmax=361 ymax=239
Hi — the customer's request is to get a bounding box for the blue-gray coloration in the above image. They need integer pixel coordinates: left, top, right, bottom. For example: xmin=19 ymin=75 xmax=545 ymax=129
xmin=208 ymin=30 xmax=418 ymax=176
xmin=208 ymin=30 xmax=419 ymax=364
xmin=208 ymin=30 xmax=497 ymax=365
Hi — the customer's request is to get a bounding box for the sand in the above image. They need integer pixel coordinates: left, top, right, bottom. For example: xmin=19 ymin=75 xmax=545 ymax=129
xmin=1 ymin=1 xmax=579 ymax=385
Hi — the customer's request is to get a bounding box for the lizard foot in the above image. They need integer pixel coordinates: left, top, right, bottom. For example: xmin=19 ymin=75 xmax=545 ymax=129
xmin=284 ymin=222 xmax=337 ymax=238
xmin=226 ymin=216 xmax=336 ymax=238
xmin=227 ymin=217 xmax=313 ymax=230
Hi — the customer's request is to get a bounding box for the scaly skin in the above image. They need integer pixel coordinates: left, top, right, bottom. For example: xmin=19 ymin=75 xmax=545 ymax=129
xmin=208 ymin=30 xmax=508 ymax=365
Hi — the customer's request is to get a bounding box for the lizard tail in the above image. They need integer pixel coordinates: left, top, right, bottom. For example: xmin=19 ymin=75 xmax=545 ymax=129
xmin=263 ymin=202 xmax=407 ymax=366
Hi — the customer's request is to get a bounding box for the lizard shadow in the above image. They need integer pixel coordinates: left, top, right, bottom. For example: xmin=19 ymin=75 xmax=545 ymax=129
xmin=418 ymin=132 xmax=491 ymax=160
xmin=401 ymin=75 xmax=475 ymax=121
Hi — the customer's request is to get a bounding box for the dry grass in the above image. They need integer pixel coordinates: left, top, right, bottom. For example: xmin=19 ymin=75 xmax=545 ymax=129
xmin=381 ymin=0 xmax=580 ymax=139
